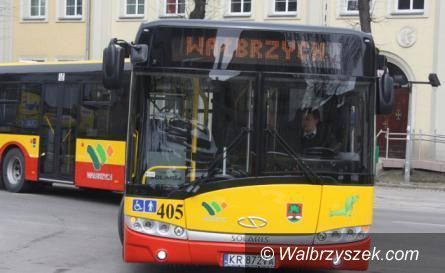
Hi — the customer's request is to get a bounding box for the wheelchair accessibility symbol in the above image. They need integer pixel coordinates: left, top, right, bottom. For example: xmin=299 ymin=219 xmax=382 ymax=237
xmin=132 ymin=199 xmax=144 ymax=212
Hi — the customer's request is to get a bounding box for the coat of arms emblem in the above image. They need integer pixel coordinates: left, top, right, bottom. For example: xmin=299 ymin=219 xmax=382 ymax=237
xmin=287 ymin=203 xmax=303 ymax=223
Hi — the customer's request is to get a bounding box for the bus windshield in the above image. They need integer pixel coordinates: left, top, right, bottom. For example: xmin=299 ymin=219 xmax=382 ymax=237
xmin=134 ymin=71 xmax=373 ymax=194
xmin=262 ymin=74 xmax=372 ymax=180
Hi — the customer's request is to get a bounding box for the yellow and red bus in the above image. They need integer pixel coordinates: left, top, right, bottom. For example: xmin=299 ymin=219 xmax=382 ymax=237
xmin=0 ymin=61 xmax=129 ymax=192
xmin=104 ymin=20 xmax=394 ymax=270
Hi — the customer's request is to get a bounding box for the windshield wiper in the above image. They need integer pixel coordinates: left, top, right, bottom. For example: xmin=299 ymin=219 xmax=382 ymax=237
xmin=207 ymin=127 xmax=251 ymax=175
xmin=170 ymin=127 xmax=322 ymax=199
xmin=265 ymin=129 xmax=322 ymax=184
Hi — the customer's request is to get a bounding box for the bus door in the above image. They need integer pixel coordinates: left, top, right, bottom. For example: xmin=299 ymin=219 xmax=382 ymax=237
xmin=39 ymin=83 xmax=80 ymax=183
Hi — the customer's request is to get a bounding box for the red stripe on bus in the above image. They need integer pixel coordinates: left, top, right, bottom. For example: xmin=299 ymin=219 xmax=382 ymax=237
xmin=124 ymin=227 xmax=370 ymax=270
xmin=74 ymin=161 xmax=125 ymax=191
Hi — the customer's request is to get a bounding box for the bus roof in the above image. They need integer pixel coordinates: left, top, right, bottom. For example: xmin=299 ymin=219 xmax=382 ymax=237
xmin=0 ymin=60 xmax=132 ymax=74
xmin=0 ymin=60 xmax=103 ymax=74
xmin=138 ymin=19 xmax=371 ymax=39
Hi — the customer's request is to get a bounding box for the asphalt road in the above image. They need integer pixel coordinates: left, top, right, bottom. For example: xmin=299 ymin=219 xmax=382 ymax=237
xmin=0 ymin=186 xmax=444 ymax=273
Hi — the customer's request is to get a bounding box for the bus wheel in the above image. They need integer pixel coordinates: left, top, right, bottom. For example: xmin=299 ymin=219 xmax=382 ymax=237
xmin=2 ymin=148 xmax=32 ymax=193
xmin=118 ymin=197 xmax=124 ymax=245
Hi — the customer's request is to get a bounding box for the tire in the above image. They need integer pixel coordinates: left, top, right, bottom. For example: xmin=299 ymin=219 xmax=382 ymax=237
xmin=2 ymin=148 xmax=32 ymax=193
xmin=118 ymin=197 xmax=124 ymax=245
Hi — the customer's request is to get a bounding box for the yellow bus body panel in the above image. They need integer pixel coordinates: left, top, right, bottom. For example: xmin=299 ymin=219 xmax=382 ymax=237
xmin=317 ymin=185 xmax=374 ymax=232
xmin=185 ymin=184 xmax=322 ymax=234
xmin=123 ymin=184 xmax=373 ymax=234
xmin=0 ymin=134 xmax=40 ymax=158
xmin=75 ymin=138 xmax=126 ymax=165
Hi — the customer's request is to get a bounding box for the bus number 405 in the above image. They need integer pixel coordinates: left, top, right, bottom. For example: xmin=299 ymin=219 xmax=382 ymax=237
xmin=157 ymin=204 xmax=184 ymax=220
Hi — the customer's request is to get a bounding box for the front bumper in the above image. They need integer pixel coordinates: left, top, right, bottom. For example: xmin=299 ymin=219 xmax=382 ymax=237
xmin=124 ymin=226 xmax=371 ymax=270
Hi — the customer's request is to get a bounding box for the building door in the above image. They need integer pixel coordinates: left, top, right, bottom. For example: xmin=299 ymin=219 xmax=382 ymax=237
xmin=376 ymin=63 xmax=409 ymax=159
xmin=40 ymin=84 xmax=79 ymax=182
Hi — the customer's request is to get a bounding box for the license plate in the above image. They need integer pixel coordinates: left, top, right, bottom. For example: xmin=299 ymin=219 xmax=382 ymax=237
xmin=223 ymin=254 xmax=275 ymax=268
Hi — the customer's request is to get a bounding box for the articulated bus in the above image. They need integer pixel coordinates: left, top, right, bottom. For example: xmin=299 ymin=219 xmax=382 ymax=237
xmin=104 ymin=20 xmax=394 ymax=270
xmin=0 ymin=62 xmax=129 ymax=192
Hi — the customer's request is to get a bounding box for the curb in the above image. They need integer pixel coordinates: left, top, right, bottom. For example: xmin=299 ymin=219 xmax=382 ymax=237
xmin=376 ymin=182 xmax=445 ymax=191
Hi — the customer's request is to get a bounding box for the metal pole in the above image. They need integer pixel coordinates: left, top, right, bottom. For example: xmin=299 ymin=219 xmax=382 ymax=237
xmin=385 ymin=127 xmax=389 ymax=159
xmin=245 ymin=82 xmax=253 ymax=173
xmin=85 ymin=0 xmax=91 ymax=60
xmin=222 ymin=147 xmax=227 ymax=176
xmin=418 ymin=130 xmax=422 ymax=160
xmin=434 ymin=129 xmax=437 ymax=160
xmin=350 ymin=106 xmax=356 ymax=152
xmin=404 ymin=83 xmax=413 ymax=184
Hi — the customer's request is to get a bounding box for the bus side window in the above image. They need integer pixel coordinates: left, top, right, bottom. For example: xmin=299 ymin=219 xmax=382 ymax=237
xmin=17 ymin=84 xmax=42 ymax=134
xmin=109 ymin=88 xmax=128 ymax=140
xmin=79 ymin=83 xmax=127 ymax=140
xmin=0 ymin=84 xmax=19 ymax=133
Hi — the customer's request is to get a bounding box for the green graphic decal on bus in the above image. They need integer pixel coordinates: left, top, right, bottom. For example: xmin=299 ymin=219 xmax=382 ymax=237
xmin=329 ymin=195 xmax=359 ymax=217
xmin=202 ymin=201 xmax=227 ymax=216
xmin=87 ymin=144 xmax=113 ymax=171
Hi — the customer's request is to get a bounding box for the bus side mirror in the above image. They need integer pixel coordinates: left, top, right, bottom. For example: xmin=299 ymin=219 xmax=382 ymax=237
xmin=377 ymin=70 xmax=394 ymax=115
xmin=103 ymin=40 xmax=125 ymax=90
xmin=131 ymin=44 xmax=148 ymax=64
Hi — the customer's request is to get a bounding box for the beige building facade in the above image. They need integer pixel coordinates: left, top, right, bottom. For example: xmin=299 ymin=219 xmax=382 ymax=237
xmin=5 ymin=0 xmax=89 ymax=62
xmin=1 ymin=0 xmax=443 ymax=162
xmin=0 ymin=0 xmax=13 ymax=62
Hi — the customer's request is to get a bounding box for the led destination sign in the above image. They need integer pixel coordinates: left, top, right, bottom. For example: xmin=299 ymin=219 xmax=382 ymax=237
xmin=181 ymin=36 xmax=342 ymax=69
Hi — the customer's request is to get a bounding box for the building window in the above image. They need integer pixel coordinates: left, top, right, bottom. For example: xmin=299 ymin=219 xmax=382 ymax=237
xmin=22 ymin=0 xmax=46 ymax=20
xmin=340 ymin=0 xmax=373 ymax=16
xmin=121 ymin=0 xmax=144 ymax=18
xmin=165 ymin=0 xmax=185 ymax=16
xmin=229 ymin=0 xmax=251 ymax=15
xmin=272 ymin=0 xmax=297 ymax=15
xmin=65 ymin=0 xmax=82 ymax=17
xmin=395 ymin=0 xmax=424 ymax=13
xmin=30 ymin=0 xmax=45 ymax=17
xmin=346 ymin=0 xmax=359 ymax=11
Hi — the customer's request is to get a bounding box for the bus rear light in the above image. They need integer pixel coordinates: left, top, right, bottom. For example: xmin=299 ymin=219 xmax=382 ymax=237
xmin=125 ymin=216 xmax=187 ymax=240
xmin=315 ymin=226 xmax=369 ymax=245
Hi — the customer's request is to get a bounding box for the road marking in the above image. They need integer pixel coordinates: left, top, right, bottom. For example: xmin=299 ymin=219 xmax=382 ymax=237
xmin=392 ymin=221 xmax=445 ymax=227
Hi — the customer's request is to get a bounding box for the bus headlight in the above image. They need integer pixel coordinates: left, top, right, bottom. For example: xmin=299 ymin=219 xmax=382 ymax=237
xmin=125 ymin=216 xmax=188 ymax=240
xmin=158 ymin=223 xmax=170 ymax=234
xmin=314 ymin=226 xmax=369 ymax=244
